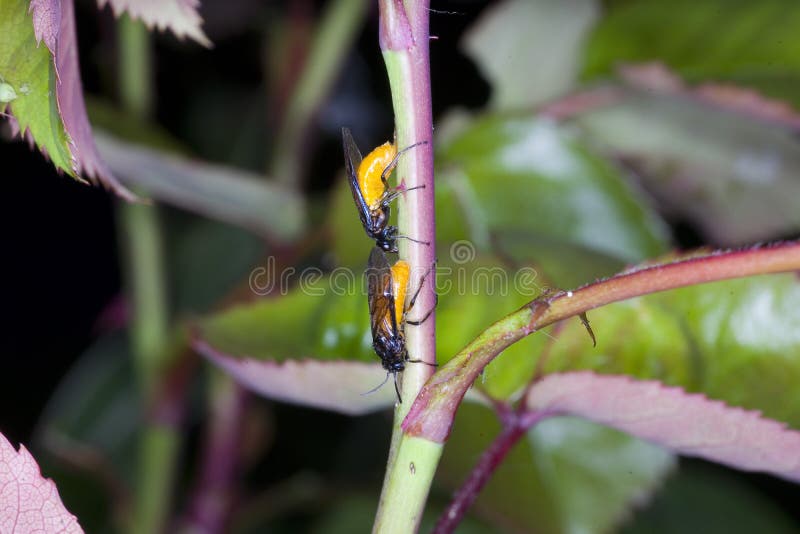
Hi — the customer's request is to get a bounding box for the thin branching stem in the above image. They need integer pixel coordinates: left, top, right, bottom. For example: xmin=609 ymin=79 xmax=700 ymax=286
xmin=432 ymin=408 xmax=548 ymax=534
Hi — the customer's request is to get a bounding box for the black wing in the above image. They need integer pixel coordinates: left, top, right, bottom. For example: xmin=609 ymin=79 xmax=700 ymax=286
xmin=342 ymin=127 xmax=372 ymax=230
xmin=366 ymin=247 xmax=397 ymax=338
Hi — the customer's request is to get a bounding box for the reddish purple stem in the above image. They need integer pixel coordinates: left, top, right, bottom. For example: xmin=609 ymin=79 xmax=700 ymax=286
xmin=179 ymin=382 xmax=249 ymax=533
xmin=433 ymin=409 xmax=549 ymax=534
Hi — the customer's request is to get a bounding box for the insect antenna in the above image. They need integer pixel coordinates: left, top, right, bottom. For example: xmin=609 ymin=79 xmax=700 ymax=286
xmin=361 ymin=372 xmax=392 ymax=397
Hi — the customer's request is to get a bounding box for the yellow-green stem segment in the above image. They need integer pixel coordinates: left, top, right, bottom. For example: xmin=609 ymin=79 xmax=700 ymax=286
xmin=373 ymin=437 xmax=443 ymax=534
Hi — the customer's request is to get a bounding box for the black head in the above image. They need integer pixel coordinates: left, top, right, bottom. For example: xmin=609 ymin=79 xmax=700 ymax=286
xmin=377 ymin=227 xmax=398 ymax=253
xmin=371 ymin=336 xmax=406 ymax=403
xmin=382 ymin=355 xmax=406 ymax=373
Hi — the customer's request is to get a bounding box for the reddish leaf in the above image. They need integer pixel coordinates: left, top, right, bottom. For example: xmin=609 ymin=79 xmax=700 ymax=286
xmin=619 ymin=62 xmax=800 ymax=129
xmin=0 ymin=433 xmax=83 ymax=533
xmin=55 ymin=0 xmax=133 ymax=199
xmin=525 ymin=373 xmax=800 ymax=482
xmin=28 ymin=0 xmax=60 ymax=54
xmin=196 ymin=339 xmax=395 ymax=415
xmin=4 ymin=115 xmax=28 ymax=145
xmin=97 ymin=0 xmax=211 ymax=47
xmin=616 ymin=62 xmax=684 ymax=93
xmin=693 ymin=83 xmax=800 ymax=128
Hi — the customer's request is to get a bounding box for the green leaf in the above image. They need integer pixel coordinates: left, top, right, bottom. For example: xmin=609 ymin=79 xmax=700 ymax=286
xmin=438 ymin=403 xmax=675 ymax=534
xmin=542 ymin=273 xmax=800 ymax=429
xmin=201 ymin=250 xmax=800 ymax=417
xmin=583 ymin=0 xmax=800 ymax=105
xmin=196 ymin=257 xmax=556 ymax=407
xmin=571 ymin=86 xmax=800 ymax=245
xmin=585 ymin=0 xmax=800 ymax=80
xmin=198 ymin=276 xmax=373 ymax=364
xmin=0 ymin=0 xmax=73 ymax=175
xmin=436 ymin=116 xmax=670 ymax=266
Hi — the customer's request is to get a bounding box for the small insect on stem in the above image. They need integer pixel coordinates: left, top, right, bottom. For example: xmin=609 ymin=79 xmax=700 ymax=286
xmin=364 ymin=247 xmax=437 ymax=402
xmin=342 ymin=127 xmax=430 ymax=253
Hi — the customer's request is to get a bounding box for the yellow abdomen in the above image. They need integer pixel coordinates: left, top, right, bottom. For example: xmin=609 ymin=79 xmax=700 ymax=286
xmin=390 ymin=260 xmax=410 ymax=325
xmin=358 ymin=142 xmax=397 ymax=208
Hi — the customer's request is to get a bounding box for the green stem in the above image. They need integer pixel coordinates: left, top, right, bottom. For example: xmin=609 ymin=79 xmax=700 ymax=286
xmin=118 ymin=16 xmax=153 ymax=121
xmin=374 ymin=437 xmax=443 ymax=534
xmin=374 ymin=1 xmax=437 ymax=532
xmin=269 ymin=0 xmax=368 ymax=187
xmin=119 ymin=198 xmax=168 ymax=392
xmin=117 ymin=16 xmax=177 ymax=534
xmin=133 ymin=427 xmax=180 ymax=534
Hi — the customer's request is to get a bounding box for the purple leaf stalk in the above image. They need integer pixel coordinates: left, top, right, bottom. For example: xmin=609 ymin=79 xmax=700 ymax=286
xmin=404 ymin=242 xmax=800 ymax=444
xmin=432 ymin=405 xmax=548 ymax=534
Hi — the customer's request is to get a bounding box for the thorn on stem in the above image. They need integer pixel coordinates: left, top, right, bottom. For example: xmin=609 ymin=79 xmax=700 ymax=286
xmin=579 ymin=312 xmax=596 ymax=347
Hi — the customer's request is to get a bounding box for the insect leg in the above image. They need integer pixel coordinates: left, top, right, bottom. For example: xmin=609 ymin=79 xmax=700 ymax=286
xmin=381 ymin=183 xmax=426 ymax=204
xmin=406 ymin=358 xmax=438 ymax=368
xmin=405 ymin=260 xmax=437 ymax=313
xmin=395 ymin=235 xmax=431 ymax=246
xmin=393 ymin=372 xmax=402 ymax=403
xmin=406 ymin=263 xmax=438 ymax=325
xmin=380 ymin=140 xmax=429 ymax=186
xmin=406 ymin=293 xmax=438 ymax=326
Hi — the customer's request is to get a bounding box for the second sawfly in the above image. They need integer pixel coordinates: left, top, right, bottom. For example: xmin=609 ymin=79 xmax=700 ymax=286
xmin=365 ymin=247 xmax=436 ymax=402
